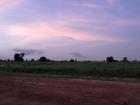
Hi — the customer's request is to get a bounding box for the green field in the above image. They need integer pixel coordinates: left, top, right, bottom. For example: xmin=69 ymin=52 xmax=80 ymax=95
xmin=0 ymin=61 xmax=140 ymax=80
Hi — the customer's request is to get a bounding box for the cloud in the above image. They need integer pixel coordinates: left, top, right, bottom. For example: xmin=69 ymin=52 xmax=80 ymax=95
xmin=2 ymin=21 xmax=126 ymax=47
xmin=57 ymin=13 xmax=88 ymax=24
xmin=71 ymin=0 xmax=119 ymax=9
xmin=12 ymin=48 xmax=43 ymax=55
xmin=0 ymin=0 xmax=25 ymax=12
xmin=70 ymin=52 xmax=88 ymax=58
xmin=106 ymin=0 xmax=118 ymax=4
xmin=73 ymin=3 xmax=102 ymax=9
xmin=95 ymin=16 xmax=140 ymax=29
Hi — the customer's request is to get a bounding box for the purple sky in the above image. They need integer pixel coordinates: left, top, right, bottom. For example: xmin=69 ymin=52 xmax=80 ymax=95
xmin=0 ymin=0 xmax=140 ymax=60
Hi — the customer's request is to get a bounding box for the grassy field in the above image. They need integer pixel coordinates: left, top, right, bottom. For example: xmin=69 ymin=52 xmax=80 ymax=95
xmin=0 ymin=61 xmax=140 ymax=79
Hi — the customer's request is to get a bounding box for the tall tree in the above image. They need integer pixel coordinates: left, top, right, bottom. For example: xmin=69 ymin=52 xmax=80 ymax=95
xmin=14 ymin=53 xmax=25 ymax=61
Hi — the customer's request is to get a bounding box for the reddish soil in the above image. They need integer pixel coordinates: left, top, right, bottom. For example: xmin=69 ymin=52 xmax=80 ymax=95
xmin=0 ymin=76 xmax=140 ymax=105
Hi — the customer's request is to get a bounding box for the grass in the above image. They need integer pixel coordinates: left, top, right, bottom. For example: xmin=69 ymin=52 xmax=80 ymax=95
xmin=0 ymin=61 xmax=140 ymax=80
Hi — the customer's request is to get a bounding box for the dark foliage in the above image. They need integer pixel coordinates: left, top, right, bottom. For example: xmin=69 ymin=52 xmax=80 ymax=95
xmin=70 ymin=59 xmax=75 ymax=62
xmin=31 ymin=59 xmax=35 ymax=62
xmin=106 ymin=56 xmax=114 ymax=62
xmin=39 ymin=57 xmax=51 ymax=62
xmin=14 ymin=53 xmax=25 ymax=61
xmin=122 ymin=57 xmax=129 ymax=62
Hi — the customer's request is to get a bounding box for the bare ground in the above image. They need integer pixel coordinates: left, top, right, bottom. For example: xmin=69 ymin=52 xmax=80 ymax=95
xmin=0 ymin=76 xmax=140 ymax=105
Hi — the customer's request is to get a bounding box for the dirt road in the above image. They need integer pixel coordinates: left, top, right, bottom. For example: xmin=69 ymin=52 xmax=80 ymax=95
xmin=0 ymin=76 xmax=140 ymax=105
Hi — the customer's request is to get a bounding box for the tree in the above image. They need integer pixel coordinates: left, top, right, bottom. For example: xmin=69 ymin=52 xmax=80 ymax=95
xmin=31 ymin=59 xmax=35 ymax=62
xmin=39 ymin=57 xmax=51 ymax=62
xmin=69 ymin=59 xmax=75 ymax=62
xmin=14 ymin=53 xmax=25 ymax=61
xmin=106 ymin=56 xmax=114 ymax=62
xmin=21 ymin=53 xmax=25 ymax=58
xmin=122 ymin=57 xmax=128 ymax=62
xmin=39 ymin=57 xmax=47 ymax=62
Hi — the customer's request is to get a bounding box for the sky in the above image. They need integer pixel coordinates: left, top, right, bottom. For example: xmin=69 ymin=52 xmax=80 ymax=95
xmin=0 ymin=0 xmax=140 ymax=60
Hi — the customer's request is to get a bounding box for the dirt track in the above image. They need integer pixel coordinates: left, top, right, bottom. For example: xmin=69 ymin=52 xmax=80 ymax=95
xmin=0 ymin=77 xmax=140 ymax=105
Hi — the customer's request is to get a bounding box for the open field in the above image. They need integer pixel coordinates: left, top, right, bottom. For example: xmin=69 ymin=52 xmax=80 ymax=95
xmin=0 ymin=62 xmax=140 ymax=79
xmin=0 ymin=76 xmax=140 ymax=105
xmin=0 ymin=62 xmax=140 ymax=105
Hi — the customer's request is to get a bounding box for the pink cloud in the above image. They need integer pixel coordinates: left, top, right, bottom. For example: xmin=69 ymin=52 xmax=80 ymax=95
xmin=73 ymin=3 xmax=102 ymax=9
xmin=56 ymin=13 xmax=88 ymax=25
xmin=0 ymin=0 xmax=25 ymax=13
xmin=4 ymin=21 xmax=125 ymax=47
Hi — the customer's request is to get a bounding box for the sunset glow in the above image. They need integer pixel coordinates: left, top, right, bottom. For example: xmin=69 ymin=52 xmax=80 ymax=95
xmin=0 ymin=0 xmax=140 ymax=60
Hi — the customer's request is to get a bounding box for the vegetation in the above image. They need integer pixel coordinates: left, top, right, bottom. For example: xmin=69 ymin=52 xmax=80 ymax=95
xmin=14 ymin=53 xmax=25 ymax=61
xmin=0 ymin=53 xmax=139 ymax=80
xmin=0 ymin=61 xmax=140 ymax=79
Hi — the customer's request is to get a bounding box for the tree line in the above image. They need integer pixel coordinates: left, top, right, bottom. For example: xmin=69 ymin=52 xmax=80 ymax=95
xmin=0 ymin=53 xmax=137 ymax=62
xmin=14 ymin=53 xmax=51 ymax=62
xmin=106 ymin=56 xmax=129 ymax=62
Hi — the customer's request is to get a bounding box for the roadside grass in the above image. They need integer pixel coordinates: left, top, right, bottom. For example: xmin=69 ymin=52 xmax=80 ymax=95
xmin=0 ymin=61 xmax=140 ymax=82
